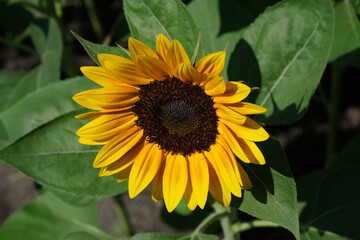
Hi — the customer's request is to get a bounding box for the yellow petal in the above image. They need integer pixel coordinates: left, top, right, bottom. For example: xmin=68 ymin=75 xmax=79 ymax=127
xmin=202 ymin=74 xmax=226 ymax=96
xmin=216 ymin=136 xmax=242 ymax=185
xmin=99 ymin=139 xmax=146 ymax=177
xmin=188 ymin=153 xmax=209 ymax=209
xmin=215 ymin=103 xmax=246 ymax=125
xmin=218 ymin=122 xmax=251 ymax=164
xmin=174 ymin=62 xmax=201 ymax=83
xmin=93 ymin=127 xmax=143 ymax=168
xmin=73 ymin=87 xmax=139 ymax=111
xmin=79 ymin=137 xmax=104 ymax=145
xmin=218 ymin=122 xmax=266 ymax=164
xmin=204 ymin=144 xmax=242 ymax=197
xmin=152 ymin=155 xmax=165 ymax=202
xmin=163 ymin=154 xmax=188 ymax=212
xmin=137 ymin=56 xmax=172 ymax=80
xmin=240 ymin=140 xmax=266 ymax=165
xmin=224 ymin=102 xmax=267 ymax=115
xmin=236 ymin=162 xmax=253 ymax=189
xmin=213 ymin=82 xmax=251 ymax=104
xmin=156 ymin=33 xmax=171 ymax=61
xmin=220 ymin=117 xmax=269 ymax=142
xmin=75 ymin=111 xmax=102 ymax=120
xmin=207 ymin=161 xmax=231 ymax=207
xmin=76 ymin=112 xmax=136 ymax=142
xmin=128 ymin=37 xmax=158 ymax=62
xmin=184 ymin=179 xmax=198 ymax=211
xmin=117 ymin=166 xmax=132 ymax=183
xmin=195 ymin=51 xmax=225 ymax=75
xmin=166 ymin=39 xmax=191 ymax=72
xmin=98 ymin=54 xmax=152 ymax=85
xmin=80 ymin=66 xmax=119 ymax=87
xmin=129 ymin=143 xmax=163 ymax=198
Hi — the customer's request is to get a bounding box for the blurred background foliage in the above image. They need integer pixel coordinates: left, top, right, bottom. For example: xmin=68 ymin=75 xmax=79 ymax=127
xmin=0 ymin=0 xmax=359 ymax=239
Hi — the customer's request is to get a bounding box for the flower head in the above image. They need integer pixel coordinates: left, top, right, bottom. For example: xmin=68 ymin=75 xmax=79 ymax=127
xmin=73 ymin=34 xmax=269 ymax=212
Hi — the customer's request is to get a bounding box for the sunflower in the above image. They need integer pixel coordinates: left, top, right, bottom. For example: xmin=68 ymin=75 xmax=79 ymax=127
xmin=73 ymin=34 xmax=269 ymax=212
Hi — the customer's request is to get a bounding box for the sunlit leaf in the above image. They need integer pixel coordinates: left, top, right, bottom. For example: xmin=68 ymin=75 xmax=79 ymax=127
xmin=123 ymin=0 xmax=201 ymax=59
xmin=234 ymin=0 xmax=334 ymax=125
xmin=0 ymin=191 xmax=114 ymax=240
xmin=329 ymin=0 xmax=360 ymax=62
xmin=0 ymin=76 xmax=97 ymax=151
xmin=0 ymin=110 xmax=127 ymax=197
xmin=72 ymin=32 xmax=131 ymax=65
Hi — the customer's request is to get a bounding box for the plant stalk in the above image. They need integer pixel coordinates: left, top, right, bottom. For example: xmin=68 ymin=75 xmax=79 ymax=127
xmin=231 ymin=220 xmax=279 ymax=233
xmin=213 ymin=203 xmax=239 ymax=240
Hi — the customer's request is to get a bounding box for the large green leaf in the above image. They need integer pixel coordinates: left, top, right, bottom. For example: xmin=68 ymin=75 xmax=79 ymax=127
xmin=236 ymin=0 xmax=334 ymax=125
xmin=123 ymin=0 xmax=200 ymax=59
xmin=298 ymin=134 xmax=360 ymax=239
xmin=130 ymin=233 xmax=218 ymax=240
xmin=30 ymin=18 xmax=63 ymax=86
xmin=0 ymin=76 xmax=97 ymax=151
xmin=329 ymin=0 xmax=360 ymax=62
xmin=0 ymin=191 xmax=114 ymax=240
xmin=187 ymin=0 xmax=253 ymax=82
xmin=72 ymin=32 xmax=131 ymax=66
xmin=235 ymin=138 xmax=299 ymax=239
xmin=0 ymin=109 xmax=128 ymax=197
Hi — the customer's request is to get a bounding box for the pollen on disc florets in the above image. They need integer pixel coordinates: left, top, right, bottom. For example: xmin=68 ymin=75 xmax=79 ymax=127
xmin=133 ymin=77 xmax=219 ymax=156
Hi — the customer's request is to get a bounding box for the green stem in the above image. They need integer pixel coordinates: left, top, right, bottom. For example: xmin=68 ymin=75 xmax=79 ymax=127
xmin=326 ymin=65 xmax=343 ymax=167
xmin=191 ymin=210 xmax=227 ymax=237
xmin=231 ymin=220 xmax=280 ymax=234
xmin=213 ymin=203 xmax=238 ymax=240
xmin=84 ymin=0 xmax=104 ymax=41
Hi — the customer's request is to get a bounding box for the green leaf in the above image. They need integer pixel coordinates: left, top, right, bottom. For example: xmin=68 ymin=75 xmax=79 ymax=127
xmin=187 ymin=0 xmax=254 ymax=82
xmin=236 ymin=0 xmax=334 ymax=125
xmin=350 ymin=0 xmax=360 ymax=14
xmin=44 ymin=185 xmax=103 ymax=207
xmin=62 ymin=232 xmax=101 ymax=240
xmin=2 ymin=19 xmax=63 ymax=109
xmin=0 ymin=76 xmax=97 ymax=151
xmin=0 ymin=191 xmax=114 ymax=240
xmin=301 ymin=227 xmax=349 ymax=240
xmin=30 ymin=18 xmax=63 ymax=86
xmin=0 ymin=110 xmax=127 ymax=197
xmin=298 ymin=134 xmax=360 ymax=239
xmin=72 ymin=32 xmax=130 ymax=65
xmin=235 ymin=138 xmax=300 ymax=239
xmin=0 ymin=70 xmax=24 ymax=112
xmin=329 ymin=0 xmax=360 ymax=62
xmin=130 ymin=233 xmax=218 ymax=240
xmin=123 ymin=0 xmax=200 ymax=59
